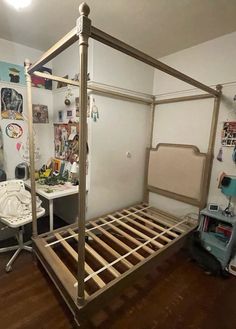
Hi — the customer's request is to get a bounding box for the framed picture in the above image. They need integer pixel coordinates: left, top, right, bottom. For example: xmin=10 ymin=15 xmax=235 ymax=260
xmin=58 ymin=110 xmax=63 ymax=122
xmin=67 ymin=110 xmax=73 ymax=118
xmin=1 ymin=87 xmax=23 ymax=120
xmin=31 ymin=67 xmax=52 ymax=90
xmin=221 ymin=122 xmax=236 ymax=147
xmin=32 ymin=104 xmax=49 ymax=123
xmin=0 ymin=61 xmax=25 ymax=85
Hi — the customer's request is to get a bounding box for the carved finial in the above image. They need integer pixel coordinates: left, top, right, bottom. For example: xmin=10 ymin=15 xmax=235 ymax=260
xmin=79 ymin=2 xmax=90 ymax=16
xmin=24 ymin=58 xmax=31 ymax=67
xmin=216 ymin=84 xmax=223 ymax=92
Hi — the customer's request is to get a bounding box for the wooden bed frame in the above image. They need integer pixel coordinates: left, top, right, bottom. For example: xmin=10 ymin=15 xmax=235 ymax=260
xmin=24 ymin=2 xmax=222 ymax=326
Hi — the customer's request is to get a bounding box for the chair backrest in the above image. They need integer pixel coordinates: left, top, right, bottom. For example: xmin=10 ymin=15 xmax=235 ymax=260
xmin=0 ymin=179 xmax=45 ymax=228
xmin=0 ymin=179 xmax=25 ymax=193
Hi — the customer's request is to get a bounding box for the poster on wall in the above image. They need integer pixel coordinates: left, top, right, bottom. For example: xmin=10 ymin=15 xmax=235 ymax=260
xmin=5 ymin=123 xmax=23 ymax=139
xmin=1 ymin=87 xmax=23 ymax=120
xmin=0 ymin=61 xmax=26 ymax=85
xmin=32 ymin=104 xmax=49 ymax=123
xmin=31 ymin=67 xmax=52 ymax=90
xmin=221 ymin=121 xmax=236 ymax=147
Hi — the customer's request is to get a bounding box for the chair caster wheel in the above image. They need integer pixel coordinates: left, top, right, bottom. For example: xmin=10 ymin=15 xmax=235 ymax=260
xmin=5 ymin=265 xmax=12 ymax=273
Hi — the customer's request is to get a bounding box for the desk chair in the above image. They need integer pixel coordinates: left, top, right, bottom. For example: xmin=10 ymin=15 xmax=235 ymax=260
xmin=0 ymin=180 xmax=45 ymax=272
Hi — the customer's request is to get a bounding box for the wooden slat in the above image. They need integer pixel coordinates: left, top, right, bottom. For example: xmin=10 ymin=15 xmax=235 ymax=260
xmin=133 ymin=204 xmax=193 ymax=231
xmin=33 ymin=238 xmax=77 ymax=301
xmin=108 ymin=215 xmax=163 ymax=249
xmin=133 ymin=207 xmax=185 ymax=234
xmin=68 ymin=229 xmax=120 ymax=279
xmin=120 ymin=210 xmax=171 ymax=243
xmin=129 ymin=207 xmax=179 ymax=238
xmin=90 ymin=26 xmax=219 ymax=97
xmin=100 ymin=218 xmax=155 ymax=254
xmin=147 ymin=208 xmax=190 ymax=232
xmin=55 ymin=233 xmax=105 ymax=290
xmin=90 ymin=221 xmax=144 ymax=261
xmin=87 ymin=230 xmax=133 ymax=269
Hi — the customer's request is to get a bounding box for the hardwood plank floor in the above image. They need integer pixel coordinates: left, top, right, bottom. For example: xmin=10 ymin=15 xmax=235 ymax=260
xmin=1 ymin=241 xmax=236 ymax=328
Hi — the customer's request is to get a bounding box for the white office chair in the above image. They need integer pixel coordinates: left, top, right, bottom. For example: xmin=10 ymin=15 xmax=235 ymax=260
xmin=0 ymin=180 xmax=45 ymax=272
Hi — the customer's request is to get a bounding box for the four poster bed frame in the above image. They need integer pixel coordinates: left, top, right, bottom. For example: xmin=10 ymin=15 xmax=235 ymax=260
xmin=24 ymin=2 xmax=222 ymax=325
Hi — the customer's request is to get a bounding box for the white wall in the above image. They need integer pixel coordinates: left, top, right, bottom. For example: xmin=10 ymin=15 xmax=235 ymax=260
xmin=92 ymin=40 xmax=154 ymax=94
xmin=0 ymin=38 xmax=54 ymax=179
xmin=0 ymin=39 xmax=54 ymax=240
xmin=0 ymin=38 xmax=42 ymax=65
xmin=52 ymin=40 xmax=152 ymax=220
xmin=151 ymin=31 xmax=236 ymax=216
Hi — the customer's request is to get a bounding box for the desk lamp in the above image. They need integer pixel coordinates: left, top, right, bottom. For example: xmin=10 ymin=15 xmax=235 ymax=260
xmin=221 ymin=176 xmax=236 ymax=217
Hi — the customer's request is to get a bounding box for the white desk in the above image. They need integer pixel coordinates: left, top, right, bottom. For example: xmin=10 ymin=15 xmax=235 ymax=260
xmin=24 ymin=180 xmax=79 ymax=231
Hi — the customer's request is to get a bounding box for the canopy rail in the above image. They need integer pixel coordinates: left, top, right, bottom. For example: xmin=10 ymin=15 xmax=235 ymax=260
xmin=28 ymin=17 xmax=219 ymax=97
xmin=90 ymin=27 xmax=219 ymax=97
xmin=28 ymin=27 xmax=78 ymax=74
xmin=154 ymin=93 xmax=215 ymax=105
xmin=33 ymin=71 xmax=153 ymax=104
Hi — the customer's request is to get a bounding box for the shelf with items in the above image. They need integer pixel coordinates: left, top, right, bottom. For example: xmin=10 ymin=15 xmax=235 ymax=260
xmin=199 ymin=208 xmax=236 ymax=269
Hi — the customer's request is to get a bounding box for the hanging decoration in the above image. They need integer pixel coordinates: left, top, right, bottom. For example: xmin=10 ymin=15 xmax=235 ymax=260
xmin=216 ymin=147 xmax=223 ymax=162
xmin=64 ymin=86 xmax=73 ymax=106
xmin=91 ymin=98 xmax=99 ymax=122
xmin=1 ymin=87 xmax=23 ymax=120
xmin=232 ymin=145 xmax=236 ymax=164
xmin=5 ymin=123 xmax=23 ymax=139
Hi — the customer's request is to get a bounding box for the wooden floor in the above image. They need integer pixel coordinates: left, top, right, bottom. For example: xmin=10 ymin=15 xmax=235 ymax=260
xmin=1 ymin=246 xmax=236 ymax=329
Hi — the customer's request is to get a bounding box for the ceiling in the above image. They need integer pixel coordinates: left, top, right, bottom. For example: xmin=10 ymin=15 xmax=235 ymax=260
xmin=1 ymin=0 xmax=236 ymax=58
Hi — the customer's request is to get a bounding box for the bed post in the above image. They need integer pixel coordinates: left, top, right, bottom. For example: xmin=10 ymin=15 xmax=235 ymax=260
xmin=143 ymin=99 xmax=156 ymax=203
xmin=200 ymin=84 xmax=222 ymax=208
xmin=76 ymin=2 xmax=91 ymax=306
xmin=24 ymin=59 xmax=38 ymax=238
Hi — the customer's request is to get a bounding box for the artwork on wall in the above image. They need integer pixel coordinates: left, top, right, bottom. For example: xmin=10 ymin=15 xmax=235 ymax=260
xmin=32 ymin=104 xmax=49 ymax=123
xmin=57 ymin=75 xmax=69 ymax=88
xmin=31 ymin=67 xmax=52 ymax=90
xmin=54 ymin=123 xmax=79 ymax=162
xmin=5 ymin=123 xmax=23 ymax=139
xmin=58 ymin=110 xmax=63 ymax=122
xmin=0 ymin=61 xmax=26 ymax=85
xmin=1 ymin=87 xmax=23 ymax=120
xmin=221 ymin=122 xmax=236 ymax=147
xmin=17 ymin=135 xmax=40 ymax=163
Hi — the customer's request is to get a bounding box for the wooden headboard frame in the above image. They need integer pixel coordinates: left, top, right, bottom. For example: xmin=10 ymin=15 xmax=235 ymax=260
xmin=144 ymin=143 xmax=208 ymax=208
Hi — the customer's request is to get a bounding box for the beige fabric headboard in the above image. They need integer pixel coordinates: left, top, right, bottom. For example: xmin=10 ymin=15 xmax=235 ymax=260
xmin=147 ymin=143 xmax=207 ymax=206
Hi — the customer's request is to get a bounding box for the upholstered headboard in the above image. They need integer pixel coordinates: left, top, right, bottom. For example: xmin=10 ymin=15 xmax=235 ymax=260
xmin=147 ymin=143 xmax=207 ymax=207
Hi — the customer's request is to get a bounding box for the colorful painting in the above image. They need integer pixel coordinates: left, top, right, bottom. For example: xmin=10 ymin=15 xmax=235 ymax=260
xmin=1 ymin=88 xmax=23 ymax=120
xmin=54 ymin=123 xmax=79 ymax=162
xmin=5 ymin=123 xmax=23 ymax=139
xmin=33 ymin=104 xmax=49 ymax=123
xmin=0 ymin=61 xmax=25 ymax=85
xmin=31 ymin=67 xmax=52 ymax=90
xmin=221 ymin=122 xmax=236 ymax=147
